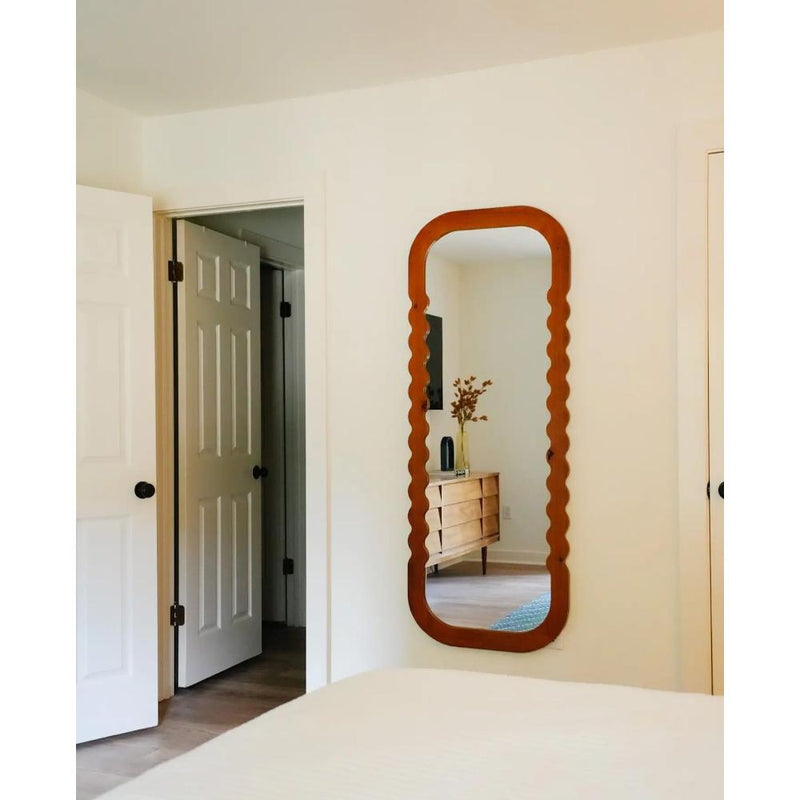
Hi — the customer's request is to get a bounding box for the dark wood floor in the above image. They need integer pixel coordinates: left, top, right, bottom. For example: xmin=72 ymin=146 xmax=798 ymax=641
xmin=426 ymin=561 xmax=550 ymax=629
xmin=76 ymin=624 xmax=305 ymax=800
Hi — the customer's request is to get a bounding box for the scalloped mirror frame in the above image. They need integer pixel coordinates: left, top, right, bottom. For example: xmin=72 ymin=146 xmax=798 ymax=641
xmin=407 ymin=206 xmax=571 ymax=651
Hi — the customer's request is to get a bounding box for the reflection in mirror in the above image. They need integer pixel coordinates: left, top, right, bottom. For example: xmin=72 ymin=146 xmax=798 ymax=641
xmin=424 ymin=226 xmax=552 ymax=632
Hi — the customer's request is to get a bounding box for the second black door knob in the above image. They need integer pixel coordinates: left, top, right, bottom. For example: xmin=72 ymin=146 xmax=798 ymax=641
xmin=134 ymin=481 xmax=156 ymax=499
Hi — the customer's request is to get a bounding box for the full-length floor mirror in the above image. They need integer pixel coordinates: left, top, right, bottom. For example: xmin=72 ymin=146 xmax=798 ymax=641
xmin=407 ymin=206 xmax=571 ymax=652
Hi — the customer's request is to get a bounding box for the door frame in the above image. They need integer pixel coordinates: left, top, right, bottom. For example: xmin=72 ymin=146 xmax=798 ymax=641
xmin=153 ymin=176 xmax=329 ymax=701
xmin=676 ymin=118 xmax=723 ymax=693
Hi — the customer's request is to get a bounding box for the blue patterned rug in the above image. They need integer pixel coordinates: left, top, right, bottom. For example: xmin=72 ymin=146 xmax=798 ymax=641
xmin=489 ymin=591 xmax=551 ymax=632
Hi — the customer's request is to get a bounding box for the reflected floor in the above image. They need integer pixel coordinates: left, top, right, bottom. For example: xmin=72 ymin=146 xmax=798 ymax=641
xmin=426 ymin=562 xmax=550 ymax=630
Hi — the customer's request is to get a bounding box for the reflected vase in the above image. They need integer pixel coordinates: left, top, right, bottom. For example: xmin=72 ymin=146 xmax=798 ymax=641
xmin=455 ymin=425 xmax=470 ymax=473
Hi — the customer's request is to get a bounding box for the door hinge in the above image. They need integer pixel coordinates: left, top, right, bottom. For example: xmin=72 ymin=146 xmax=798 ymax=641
xmin=168 ymin=260 xmax=184 ymax=282
xmin=282 ymin=557 xmax=295 ymax=576
xmin=170 ymin=603 xmax=185 ymax=626
xmin=280 ymin=300 xmax=292 ymax=318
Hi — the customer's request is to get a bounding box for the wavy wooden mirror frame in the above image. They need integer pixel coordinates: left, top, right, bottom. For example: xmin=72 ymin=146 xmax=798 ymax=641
xmin=407 ymin=205 xmax=571 ymax=651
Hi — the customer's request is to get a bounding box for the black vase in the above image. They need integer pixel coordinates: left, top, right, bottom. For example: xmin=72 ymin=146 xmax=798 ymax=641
xmin=440 ymin=436 xmax=454 ymax=471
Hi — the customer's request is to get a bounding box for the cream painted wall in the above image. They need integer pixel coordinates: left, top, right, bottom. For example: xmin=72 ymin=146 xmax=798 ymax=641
xmin=424 ymin=253 xmax=462 ymax=472
xmin=77 ymin=89 xmax=143 ymax=193
xmin=459 ymin=257 xmax=551 ymax=564
xmin=135 ymin=31 xmax=722 ymax=691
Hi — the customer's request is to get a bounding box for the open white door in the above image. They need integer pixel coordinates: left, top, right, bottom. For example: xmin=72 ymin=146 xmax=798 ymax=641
xmin=177 ymin=221 xmax=263 ymax=687
xmin=708 ymin=152 xmax=724 ymax=695
xmin=76 ymin=185 xmax=158 ymax=742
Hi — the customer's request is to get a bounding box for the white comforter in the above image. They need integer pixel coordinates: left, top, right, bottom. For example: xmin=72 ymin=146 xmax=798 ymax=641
xmin=100 ymin=668 xmax=722 ymax=799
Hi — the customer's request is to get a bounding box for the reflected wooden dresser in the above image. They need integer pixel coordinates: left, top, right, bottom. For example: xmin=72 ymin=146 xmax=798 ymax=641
xmin=424 ymin=472 xmax=500 ymax=574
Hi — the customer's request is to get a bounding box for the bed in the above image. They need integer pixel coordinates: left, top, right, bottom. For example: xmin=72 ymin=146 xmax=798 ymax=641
xmin=98 ymin=668 xmax=722 ymax=799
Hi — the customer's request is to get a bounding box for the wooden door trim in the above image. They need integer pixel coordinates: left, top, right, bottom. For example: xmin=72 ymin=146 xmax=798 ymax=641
xmin=153 ymin=214 xmax=175 ymax=700
xmin=407 ymin=205 xmax=571 ymax=652
xmin=153 ymin=177 xmax=329 ymax=699
xmin=675 ymin=118 xmax=722 ymax=693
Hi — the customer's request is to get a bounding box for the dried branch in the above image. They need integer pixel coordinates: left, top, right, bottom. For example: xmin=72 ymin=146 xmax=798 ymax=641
xmin=450 ymin=375 xmax=493 ymax=428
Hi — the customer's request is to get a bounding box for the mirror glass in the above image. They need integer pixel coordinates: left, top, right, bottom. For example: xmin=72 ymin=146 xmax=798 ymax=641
xmin=424 ymin=225 xmax=552 ymax=632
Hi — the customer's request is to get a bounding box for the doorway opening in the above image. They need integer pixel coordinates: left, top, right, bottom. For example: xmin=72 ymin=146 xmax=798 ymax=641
xmin=170 ymin=205 xmax=307 ymax=695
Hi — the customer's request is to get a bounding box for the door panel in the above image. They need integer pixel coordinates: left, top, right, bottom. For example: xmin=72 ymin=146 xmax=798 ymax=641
xmin=76 ymin=185 xmax=157 ymax=743
xmin=76 ymin=304 xmax=130 ymax=460
xmin=708 ymin=152 xmax=724 ymax=695
xmin=232 ymin=491 xmax=254 ymax=620
xmin=198 ymin=496 xmax=222 ymax=632
xmin=231 ymin=328 xmax=253 ymax=453
xmin=178 ymin=221 xmax=262 ymax=687
xmin=77 ymin=516 xmax=132 ymax=680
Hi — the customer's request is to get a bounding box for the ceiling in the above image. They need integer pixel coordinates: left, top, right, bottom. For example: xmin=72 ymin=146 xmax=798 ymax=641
xmin=430 ymin=226 xmax=550 ymax=265
xmin=77 ymin=0 xmax=722 ymax=116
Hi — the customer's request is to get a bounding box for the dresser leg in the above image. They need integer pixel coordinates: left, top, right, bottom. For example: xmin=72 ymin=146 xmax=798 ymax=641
xmin=481 ymin=546 xmax=487 ymax=575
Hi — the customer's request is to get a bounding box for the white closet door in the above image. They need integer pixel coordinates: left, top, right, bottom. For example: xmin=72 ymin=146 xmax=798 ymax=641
xmin=76 ymin=185 xmax=158 ymax=743
xmin=708 ymin=152 xmax=724 ymax=695
xmin=177 ymin=221 xmax=263 ymax=687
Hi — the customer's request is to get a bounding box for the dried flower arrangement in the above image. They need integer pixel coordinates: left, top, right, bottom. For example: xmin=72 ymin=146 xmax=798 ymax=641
xmin=450 ymin=376 xmax=492 ymax=472
xmin=450 ymin=376 xmax=492 ymax=428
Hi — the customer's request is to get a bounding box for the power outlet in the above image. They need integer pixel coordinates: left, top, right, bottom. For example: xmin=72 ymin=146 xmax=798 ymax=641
xmin=502 ymin=504 xmax=512 ymax=520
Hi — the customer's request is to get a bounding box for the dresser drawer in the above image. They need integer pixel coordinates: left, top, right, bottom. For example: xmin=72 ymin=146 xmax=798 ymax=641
xmin=425 ymin=507 xmax=441 ymax=532
xmin=425 ymin=530 xmax=441 ymax=557
xmin=441 ymin=498 xmax=482 ymax=529
xmin=425 ymin=484 xmax=442 ymax=509
xmin=441 ymin=479 xmax=482 ymax=505
xmin=482 ymin=515 xmax=499 ymax=537
xmin=441 ymin=519 xmax=483 ymax=550
xmin=481 ymin=475 xmax=499 ymax=497
xmin=482 ymin=494 xmax=499 ymax=517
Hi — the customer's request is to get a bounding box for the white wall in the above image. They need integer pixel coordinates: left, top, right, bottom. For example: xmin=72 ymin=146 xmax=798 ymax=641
xmin=138 ymin=31 xmax=722 ymax=691
xmin=459 ymin=257 xmax=551 ymax=564
xmin=424 ymin=253 xmax=462 ymax=472
xmin=77 ymin=89 xmax=143 ymax=193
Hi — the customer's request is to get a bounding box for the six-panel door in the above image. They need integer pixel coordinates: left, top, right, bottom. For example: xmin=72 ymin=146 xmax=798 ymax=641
xmin=177 ymin=220 xmax=263 ymax=687
xmin=76 ymin=185 xmax=158 ymax=742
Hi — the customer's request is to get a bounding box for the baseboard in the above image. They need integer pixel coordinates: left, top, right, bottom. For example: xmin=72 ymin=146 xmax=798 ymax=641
xmin=463 ymin=548 xmax=548 ymax=566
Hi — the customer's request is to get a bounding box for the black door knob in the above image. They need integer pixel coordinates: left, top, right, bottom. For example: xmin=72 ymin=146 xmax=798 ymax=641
xmin=253 ymin=465 xmax=268 ymax=480
xmin=718 ymin=481 xmax=724 ymax=499
xmin=134 ymin=481 xmax=156 ymax=499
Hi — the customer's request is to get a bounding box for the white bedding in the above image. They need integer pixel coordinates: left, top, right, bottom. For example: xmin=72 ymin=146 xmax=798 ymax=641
xmin=99 ymin=668 xmax=722 ymax=799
